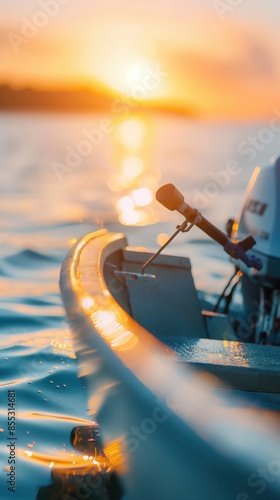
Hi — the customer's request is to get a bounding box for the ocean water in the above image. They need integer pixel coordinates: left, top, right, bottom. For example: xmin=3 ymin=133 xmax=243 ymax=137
xmin=0 ymin=110 xmax=279 ymax=499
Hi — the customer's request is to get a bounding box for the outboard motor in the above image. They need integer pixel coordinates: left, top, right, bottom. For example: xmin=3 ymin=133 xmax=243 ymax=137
xmin=155 ymin=159 xmax=280 ymax=345
xmin=230 ymin=157 xmax=280 ymax=344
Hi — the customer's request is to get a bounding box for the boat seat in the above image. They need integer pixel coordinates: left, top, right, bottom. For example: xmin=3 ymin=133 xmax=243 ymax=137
xmin=122 ymin=248 xmax=207 ymax=341
xmin=160 ymin=337 xmax=280 ymax=394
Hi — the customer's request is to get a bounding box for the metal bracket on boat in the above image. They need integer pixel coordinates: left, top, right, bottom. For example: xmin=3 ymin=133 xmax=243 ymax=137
xmin=106 ymin=262 xmax=156 ymax=280
xmin=140 ymin=218 xmax=197 ymax=275
xmin=113 ymin=269 xmax=156 ymax=280
xmin=179 ymin=210 xmax=202 ymax=233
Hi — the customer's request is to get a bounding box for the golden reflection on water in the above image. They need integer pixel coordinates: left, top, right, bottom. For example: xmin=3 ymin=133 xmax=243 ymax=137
xmin=121 ymin=156 xmax=144 ymax=179
xmin=19 ymin=448 xmax=107 ymax=468
xmin=16 ymin=412 xmax=112 ymax=489
xmin=108 ymin=115 xmax=160 ymax=226
xmin=50 ymin=338 xmax=76 ymax=359
xmin=117 ymin=118 xmax=146 ymax=151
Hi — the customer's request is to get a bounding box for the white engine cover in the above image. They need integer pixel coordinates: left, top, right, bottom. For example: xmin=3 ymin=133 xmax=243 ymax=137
xmin=232 ymin=157 xmax=280 ymax=287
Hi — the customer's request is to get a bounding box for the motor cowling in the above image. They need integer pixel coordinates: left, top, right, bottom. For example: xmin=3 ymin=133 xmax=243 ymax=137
xmin=232 ymin=157 xmax=280 ymax=289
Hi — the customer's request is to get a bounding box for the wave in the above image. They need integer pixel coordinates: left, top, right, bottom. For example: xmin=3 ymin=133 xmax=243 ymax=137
xmin=0 ymin=311 xmax=60 ymax=332
xmin=1 ymin=249 xmax=59 ymax=268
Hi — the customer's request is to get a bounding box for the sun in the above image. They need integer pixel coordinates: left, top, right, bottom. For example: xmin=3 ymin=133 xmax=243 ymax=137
xmin=113 ymin=60 xmax=151 ymax=94
xmin=91 ymin=52 xmax=166 ymax=100
xmin=125 ymin=64 xmax=146 ymax=89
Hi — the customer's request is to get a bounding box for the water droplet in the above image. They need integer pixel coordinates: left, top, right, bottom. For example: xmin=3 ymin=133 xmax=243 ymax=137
xmin=43 ymin=399 xmax=48 ymax=402
xmin=37 ymin=390 xmax=42 ymax=394
xmin=49 ymin=381 xmax=53 ymax=384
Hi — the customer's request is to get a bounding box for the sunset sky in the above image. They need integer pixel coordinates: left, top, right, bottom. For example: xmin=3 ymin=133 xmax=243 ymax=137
xmin=1 ymin=0 xmax=280 ymax=118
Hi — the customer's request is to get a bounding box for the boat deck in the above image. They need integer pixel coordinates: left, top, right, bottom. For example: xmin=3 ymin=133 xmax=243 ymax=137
xmin=161 ymin=337 xmax=280 ymax=393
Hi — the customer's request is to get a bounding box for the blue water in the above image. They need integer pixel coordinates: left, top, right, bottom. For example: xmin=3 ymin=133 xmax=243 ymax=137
xmin=0 ymin=111 xmax=279 ymax=498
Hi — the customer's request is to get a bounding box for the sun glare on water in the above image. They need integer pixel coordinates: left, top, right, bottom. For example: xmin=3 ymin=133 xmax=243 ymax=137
xmin=108 ymin=116 xmax=161 ymax=226
xmin=117 ymin=119 xmax=146 ymax=151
